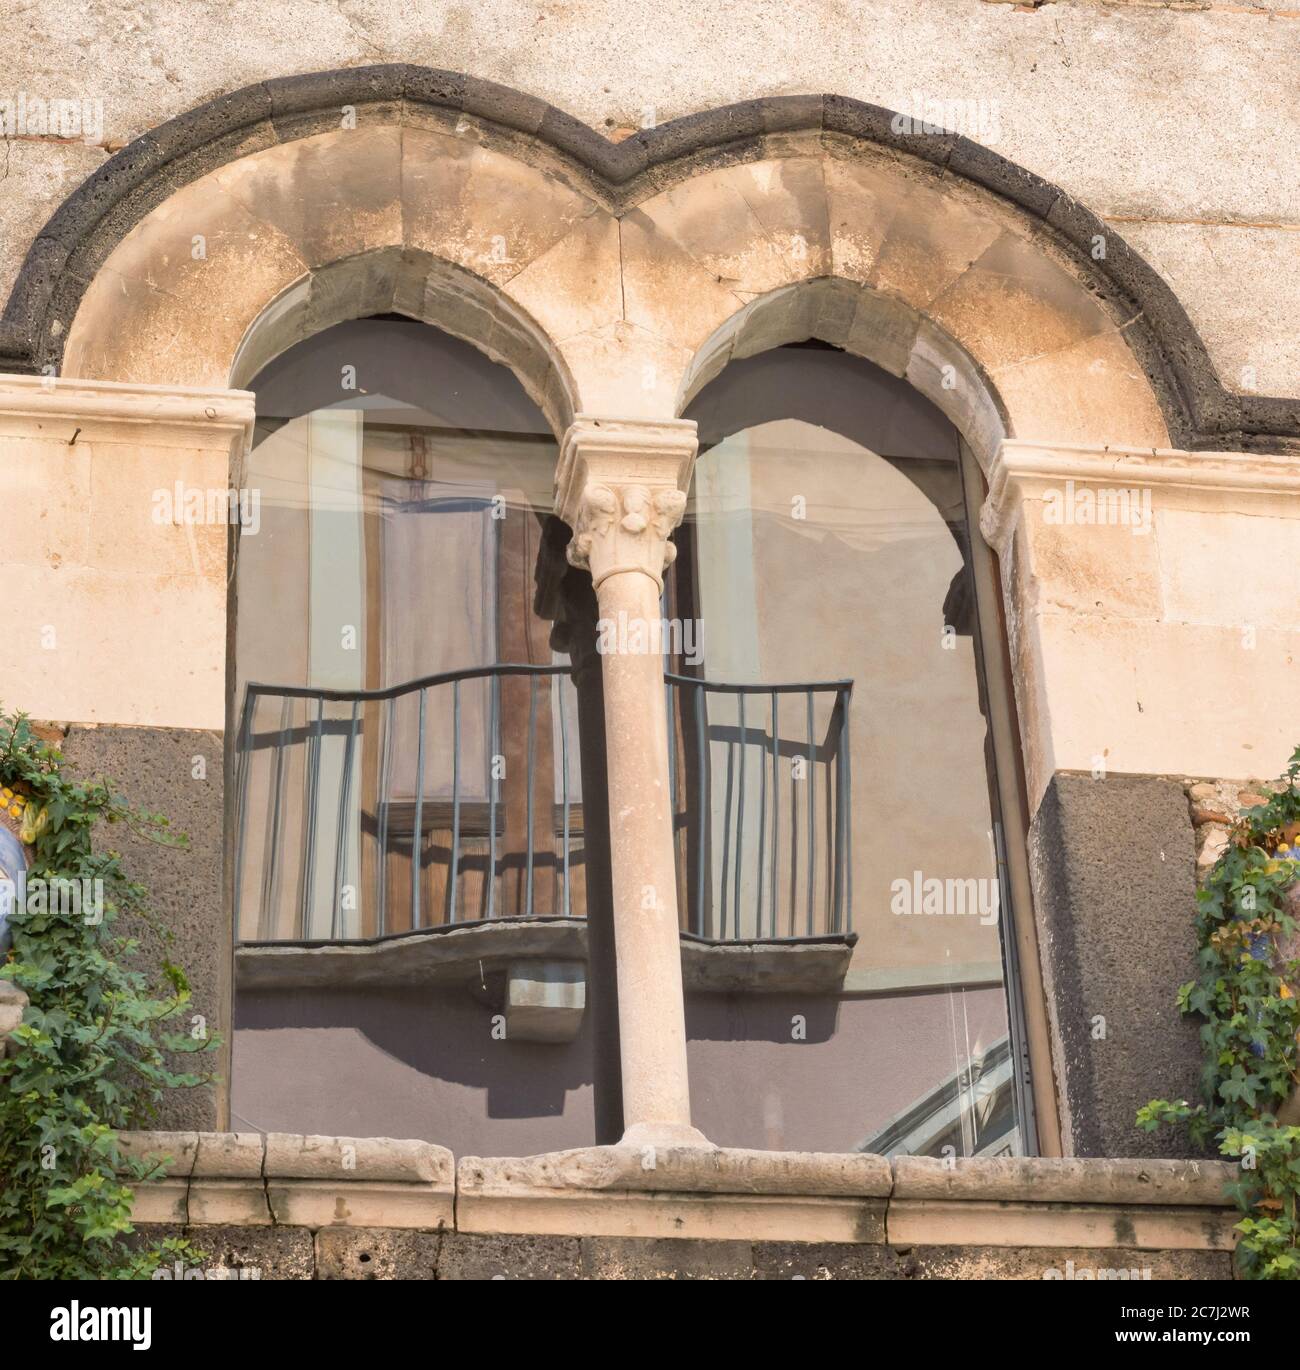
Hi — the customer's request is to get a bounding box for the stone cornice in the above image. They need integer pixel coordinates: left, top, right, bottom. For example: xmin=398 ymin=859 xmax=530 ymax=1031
xmin=0 ymin=375 xmax=256 ymax=453
xmin=980 ymin=440 xmax=1300 ymax=550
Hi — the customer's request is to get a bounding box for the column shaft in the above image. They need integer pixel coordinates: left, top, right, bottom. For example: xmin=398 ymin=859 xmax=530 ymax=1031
xmin=596 ymin=568 xmax=693 ymax=1137
xmin=555 ymin=416 xmax=706 ymax=1147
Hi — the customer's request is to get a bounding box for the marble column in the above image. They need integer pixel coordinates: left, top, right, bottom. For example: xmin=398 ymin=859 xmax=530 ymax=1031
xmin=555 ymin=416 xmax=708 ymax=1148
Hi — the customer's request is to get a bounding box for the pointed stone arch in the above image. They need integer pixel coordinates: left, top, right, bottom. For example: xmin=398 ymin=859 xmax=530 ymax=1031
xmin=2 ymin=65 xmax=1293 ymax=448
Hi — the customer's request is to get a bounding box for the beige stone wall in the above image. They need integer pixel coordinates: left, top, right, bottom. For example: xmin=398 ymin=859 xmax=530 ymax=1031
xmin=4 ymin=0 xmax=1297 ymax=400
xmin=20 ymin=83 xmax=1290 ymax=770
xmin=981 ymin=442 xmax=1300 ymax=807
xmin=0 ymin=378 xmax=252 ymax=729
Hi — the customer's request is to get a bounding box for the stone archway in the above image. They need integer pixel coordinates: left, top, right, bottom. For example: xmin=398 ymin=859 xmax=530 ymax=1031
xmin=56 ymin=117 xmax=1173 ymax=463
xmin=5 ymin=66 xmax=1293 ymax=449
xmin=58 ymin=123 xmax=585 ymax=437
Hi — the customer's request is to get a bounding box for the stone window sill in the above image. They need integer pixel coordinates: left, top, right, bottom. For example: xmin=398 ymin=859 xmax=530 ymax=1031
xmin=120 ymin=1130 xmax=1238 ymax=1254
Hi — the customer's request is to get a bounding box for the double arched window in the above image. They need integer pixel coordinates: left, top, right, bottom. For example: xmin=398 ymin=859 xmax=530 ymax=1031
xmin=231 ymin=320 xmax=1036 ymax=1158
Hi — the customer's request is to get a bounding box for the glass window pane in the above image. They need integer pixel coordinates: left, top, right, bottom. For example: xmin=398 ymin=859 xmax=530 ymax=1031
xmin=230 ymin=318 xmax=603 ymax=1155
xmin=674 ymin=343 xmax=1030 ymax=1158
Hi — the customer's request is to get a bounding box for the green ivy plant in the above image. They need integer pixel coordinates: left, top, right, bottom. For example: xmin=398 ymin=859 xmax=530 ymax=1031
xmin=1138 ymin=744 xmax=1300 ymax=1280
xmin=0 ymin=710 xmax=216 ymax=1279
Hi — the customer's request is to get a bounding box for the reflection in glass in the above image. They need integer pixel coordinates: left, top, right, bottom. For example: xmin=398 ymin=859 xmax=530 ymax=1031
xmin=233 ymin=318 xmax=583 ymax=941
xmin=671 ymin=343 xmax=1031 ymax=1158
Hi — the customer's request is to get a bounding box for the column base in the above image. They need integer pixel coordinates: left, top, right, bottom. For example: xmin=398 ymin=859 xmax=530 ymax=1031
xmin=619 ymin=1122 xmax=715 ymax=1150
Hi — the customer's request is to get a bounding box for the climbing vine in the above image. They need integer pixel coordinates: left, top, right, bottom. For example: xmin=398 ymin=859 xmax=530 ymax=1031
xmin=1139 ymin=745 xmax=1300 ymax=1280
xmin=0 ymin=710 xmax=214 ymax=1279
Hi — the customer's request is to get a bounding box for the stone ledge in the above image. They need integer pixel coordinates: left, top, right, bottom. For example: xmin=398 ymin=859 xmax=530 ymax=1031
xmin=0 ymin=374 xmax=254 ymax=448
xmin=456 ymin=1144 xmax=892 ymax=1197
xmin=117 ymin=1130 xmax=202 ymax=1178
xmin=980 ymin=440 xmax=1300 ymax=552
xmin=119 ymin=1130 xmax=454 ymax=1184
xmin=888 ymin=1199 xmax=1239 ymax=1253
xmin=119 ymin=1131 xmax=456 ymax=1233
xmin=197 ymin=1132 xmax=264 ymax=1178
xmin=264 ymin=1133 xmax=453 ymax=1184
xmin=455 ymin=1145 xmax=892 ymax=1244
xmin=458 ymin=1189 xmax=887 ymax=1244
xmin=893 ymin=1155 xmax=1237 ymax=1207
xmin=267 ymin=1179 xmax=451 ymax=1231
xmin=121 ymin=1134 xmax=1239 ymax=1251
xmin=189 ymin=1178 xmax=272 ymax=1227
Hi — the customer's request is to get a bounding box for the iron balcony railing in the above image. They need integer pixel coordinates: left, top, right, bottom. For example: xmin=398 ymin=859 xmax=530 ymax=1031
xmin=234 ymin=664 xmax=577 ymax=942
xmin=234 ymin=665 xmax=852 ymax=944
xmin=666 ymin=674 xmax=852 ymax=941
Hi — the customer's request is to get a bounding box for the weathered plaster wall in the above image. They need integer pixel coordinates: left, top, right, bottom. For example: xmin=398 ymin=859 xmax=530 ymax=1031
xmin=3 ymin=0 xmax=1297 ymax=396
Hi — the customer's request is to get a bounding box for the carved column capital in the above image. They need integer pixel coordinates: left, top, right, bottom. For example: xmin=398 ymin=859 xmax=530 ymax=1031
xmin=555 ymin=416 xmax=698 ymax=591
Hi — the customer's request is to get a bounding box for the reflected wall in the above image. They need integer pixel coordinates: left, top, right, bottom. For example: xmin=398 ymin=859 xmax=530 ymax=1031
xmin=673 ymin=344 xmax=1031 ymax=1157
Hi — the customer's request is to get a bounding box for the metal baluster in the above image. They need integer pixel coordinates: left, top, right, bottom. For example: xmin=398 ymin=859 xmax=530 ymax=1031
xmin=833 ymin=690 xmax=849 ymax=933
xmin=694 ymin=684 xmax=707 ymax=937
xmin=233 ymin=693 xmax=255 ymax=941
xmin=376 ymin=696 xmax=395 ymax=936
xmin=559 ymin=674 xmax=571 ymax=918
xmin=487 ymin=674 xmax=499 ymax=919
xmin=264 ymin=696 xmax=292 ymax=940
xmin=526 ymin=673 xmax=537 ymax=918
xmin=720 ymin=710 xmax=735 ymax=941
xmin=771 ymin=691 xmax=779 ymax=939
xmin=788 ymin=740 xmax=799 ymax=941
xmin=806 ymin=691 xmax=815 ymax=937
xmin=449 ymin=680 xmax=461 ymax=924
xmin=823 ymin=701 xmax=835 ymax=933
xmin=843 ymin=692 xmax=853 ymax=933
xmin=735 ymin=692 xmax=746 ymax=940
xmin=412 ymin=688 xmax=426 ymax=931
xmin=301 ymin=695 xmax=324 ymax=938
xmin=332 ymin=699 xmax=360 ymax=939
xmin=756 ymin=693 xmax=768 ymax=944
xmin=830 ymin=694 xmax=842 ymax=934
